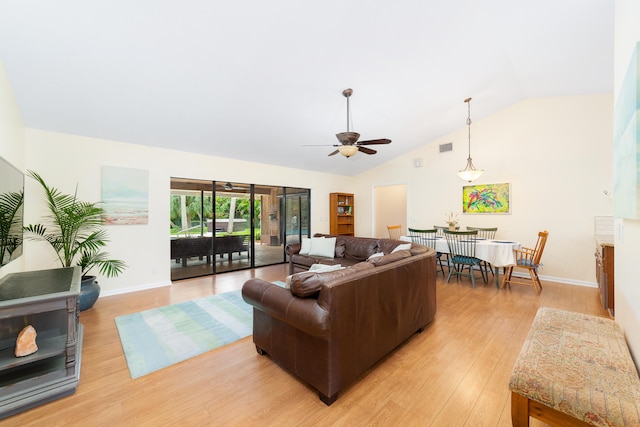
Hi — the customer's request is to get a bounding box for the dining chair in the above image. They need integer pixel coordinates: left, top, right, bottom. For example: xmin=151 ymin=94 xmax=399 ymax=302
xmin=434 ymin=225 xmax=459 ymax=237
xmin=466 ymin=226 xmax=498 ymax=278
xmin=501 ymin=230 xmax=549 ymax=294
xmin=444 ymin=230 xmax=487 ymax=288
xmin=407 ymin=228 xmax=445 ymax=275
xmin=387 ymin=224 xmax=403 ymax=240
xmin=465 ymin=226 xmax=497 ymax=239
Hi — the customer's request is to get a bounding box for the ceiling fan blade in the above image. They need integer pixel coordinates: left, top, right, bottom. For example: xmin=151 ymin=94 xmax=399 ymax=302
xmin=358 ymin=146 xmax=377 ymax=155
xmin=303 ymin=144 xmax=337 ymax=146
xmin=357 ymin=138 xmax=391 ymax=145
xmin=328 ymin=150 xmax=340 ymax=156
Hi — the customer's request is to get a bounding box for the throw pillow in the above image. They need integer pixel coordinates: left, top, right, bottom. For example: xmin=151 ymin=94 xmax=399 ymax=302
xmin=368 ymin=249 xmax=411 ymax=266
xmin=309 ymin=237 xmax=337 ymax=258
xmin=308 ymin=263 xmax=343 ymax=273
xmin=391 ymin=243 xmax=412 ymax=253
xmin=299 ymin=237 xmax=321 ymax=255
xmin=367 ymin=252 xmax=384 ymax=261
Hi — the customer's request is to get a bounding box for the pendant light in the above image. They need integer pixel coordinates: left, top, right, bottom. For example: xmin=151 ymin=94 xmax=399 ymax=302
xmin=457 ymin=97 xmax=484 ymax=182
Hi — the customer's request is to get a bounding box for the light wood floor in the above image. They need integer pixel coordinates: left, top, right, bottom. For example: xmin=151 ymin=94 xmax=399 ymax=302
xmin=8 ymin=265 xmax=608 ymax=427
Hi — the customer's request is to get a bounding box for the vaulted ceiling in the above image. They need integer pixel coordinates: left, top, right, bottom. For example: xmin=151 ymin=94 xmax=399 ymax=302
xmin=0 ymin=1 xmax=614 ymax=176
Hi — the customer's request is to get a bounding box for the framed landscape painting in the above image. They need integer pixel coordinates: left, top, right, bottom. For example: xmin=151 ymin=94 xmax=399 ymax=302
xmin=462 ymin=183 xmax=510 ymax=214
xmin=101 ymin=166 xmax=149 ymax=225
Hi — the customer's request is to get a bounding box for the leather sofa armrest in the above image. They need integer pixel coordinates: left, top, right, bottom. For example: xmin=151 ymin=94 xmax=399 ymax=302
xmin=242 ymin=278 xmax=331 ymax=340
xmin=286 ymin=243 xmax=302 ymax=256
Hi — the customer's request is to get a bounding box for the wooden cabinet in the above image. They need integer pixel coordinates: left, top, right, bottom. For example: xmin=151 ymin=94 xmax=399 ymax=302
xmin=0 ymin=267 xmax=83 ymax=419
xmin=595 ymin=239 xmax=614 ymax=317
xmin=330 ymin=193 xmax=354 ymax=236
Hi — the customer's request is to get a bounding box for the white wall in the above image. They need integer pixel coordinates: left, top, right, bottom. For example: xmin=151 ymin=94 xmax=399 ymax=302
xmin=0 ymin=60 xmax=25 ymax=276
xmin=614 ymin=0 xmax=640 ymax=360
xmin=23 ymin=129 xmax=351 ymax=295
xmin=354 ymin=94 xmax=614 ymax=286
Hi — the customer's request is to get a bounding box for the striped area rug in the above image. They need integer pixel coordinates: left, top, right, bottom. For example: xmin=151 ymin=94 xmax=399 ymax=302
xmin=115 ymin=289 xmax=253 ymax=378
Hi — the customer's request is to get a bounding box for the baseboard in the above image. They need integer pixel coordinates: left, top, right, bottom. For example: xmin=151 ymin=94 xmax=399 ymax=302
xmin=101 ymin=280 xmax=171 ymax=297
xmin=508 ymin=271 xmax=597 ymax=288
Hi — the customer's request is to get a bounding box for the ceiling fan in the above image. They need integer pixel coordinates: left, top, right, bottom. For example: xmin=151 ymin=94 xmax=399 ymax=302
xmin=307 ymin=88 xmax=391 ymax=158
xmin=221 ymin=182 xmax=245 ymax=191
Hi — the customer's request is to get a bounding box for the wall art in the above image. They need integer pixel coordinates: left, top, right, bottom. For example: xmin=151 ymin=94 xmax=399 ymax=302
xmin=462 ymin=183 xmax=510 ymax=214
xmin=102 ymin=166 xmax=149 ymax=225
xmin=614 ymin=41 xmax=640 ymax=219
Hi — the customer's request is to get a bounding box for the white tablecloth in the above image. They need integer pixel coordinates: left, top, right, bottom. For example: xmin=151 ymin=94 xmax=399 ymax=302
xmin=401 ymin=236 xmax=521 ymax=267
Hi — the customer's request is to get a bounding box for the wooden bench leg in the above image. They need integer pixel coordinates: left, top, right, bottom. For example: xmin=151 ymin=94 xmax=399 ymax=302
xmin=511 ymin=392 xmax=530 ymax=427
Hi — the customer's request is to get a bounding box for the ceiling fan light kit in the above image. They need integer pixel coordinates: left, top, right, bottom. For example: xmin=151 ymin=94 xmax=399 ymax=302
xmin=457 ymin=97 xmax=484 ymax=182
xmin=337 ymin=145 xmax=358 ymax=157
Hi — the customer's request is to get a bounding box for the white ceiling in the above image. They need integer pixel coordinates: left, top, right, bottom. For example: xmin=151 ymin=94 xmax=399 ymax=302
xmin=0 ymin=1 xmax=614 ymax=176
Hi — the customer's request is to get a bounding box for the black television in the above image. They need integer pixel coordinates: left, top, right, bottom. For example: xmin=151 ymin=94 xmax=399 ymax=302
xmin=0 ymin=155 xmax=24 ymax=266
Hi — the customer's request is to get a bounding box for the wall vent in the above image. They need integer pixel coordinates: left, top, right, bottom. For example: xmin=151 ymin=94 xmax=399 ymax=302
xmin=439 ymin=142 xmax=453 ymax=153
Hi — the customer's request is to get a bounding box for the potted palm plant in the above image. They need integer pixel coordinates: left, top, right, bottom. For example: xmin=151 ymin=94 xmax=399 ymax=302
xmin=24 ymin=171 xmax=127 ymax=310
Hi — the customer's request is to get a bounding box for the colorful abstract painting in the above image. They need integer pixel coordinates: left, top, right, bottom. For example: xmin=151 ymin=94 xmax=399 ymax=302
xmin=462 ymin=183 xmax=510 ymax=214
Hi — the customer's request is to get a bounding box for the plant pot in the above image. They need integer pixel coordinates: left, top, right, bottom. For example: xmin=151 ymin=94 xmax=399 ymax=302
xmin=79 ymin=275 xmax=100 ymax=311
xmin=448 ymin=224 xmax=456 ymax=231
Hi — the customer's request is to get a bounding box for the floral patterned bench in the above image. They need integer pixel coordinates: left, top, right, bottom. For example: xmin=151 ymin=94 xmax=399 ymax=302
xmin=510 ymin=307 xmax=640 ymax=426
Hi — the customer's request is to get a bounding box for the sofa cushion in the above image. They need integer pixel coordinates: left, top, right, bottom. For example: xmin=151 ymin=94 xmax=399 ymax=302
xmin=377 ymin=239 xmax=403 ymax=255
xmin=344 ymin=237 xmax=379 ymax=261
xmin=334 ymin=239 xmax=346 ymax=258
xmin=367 ymin=249 xmax=412 ymax=266
xmin=290 ymin=262 xmax=374 ymax=297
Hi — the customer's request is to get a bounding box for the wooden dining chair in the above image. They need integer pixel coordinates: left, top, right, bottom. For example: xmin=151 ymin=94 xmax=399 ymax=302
xmin=387 ymin=225 xmax=403 ymax=240
xmin=501 ymin=230 xmax=549 ymax=294
xmin=407 ymin=228 xmax=445 ymax=275
xmin=466 ymin=226 xmax=498 ymax=278
xmin=443 ymin=230 xmax=487 ymax=288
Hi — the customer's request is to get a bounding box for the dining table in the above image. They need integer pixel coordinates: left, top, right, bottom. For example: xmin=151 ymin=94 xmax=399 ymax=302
xmin=401 ymin=236 xmax=522 ymax=287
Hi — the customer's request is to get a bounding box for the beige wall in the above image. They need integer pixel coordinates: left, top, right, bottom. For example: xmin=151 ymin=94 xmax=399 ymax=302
xmin=355 ymin=94 xmax=614 ymax=286
xmin=614 ymin=0 xmax=640 ymax=361
xmin=373 ymin=184 xmax=407 ymax=238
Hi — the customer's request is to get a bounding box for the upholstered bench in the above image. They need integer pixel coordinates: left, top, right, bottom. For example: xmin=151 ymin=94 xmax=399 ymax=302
xmin=510 ymin=307 xmax=640 ymax=426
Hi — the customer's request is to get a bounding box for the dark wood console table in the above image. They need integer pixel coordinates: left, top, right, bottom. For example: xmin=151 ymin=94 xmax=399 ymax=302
xmin=0 ymin=267 xmax=83 ymax=419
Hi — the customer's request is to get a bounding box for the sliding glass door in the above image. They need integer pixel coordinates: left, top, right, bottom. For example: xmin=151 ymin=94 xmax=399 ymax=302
xmin=170 ymin=178 xmax=215 ymax=280
xmin=170 ymin=177 xmax=310 ymax=280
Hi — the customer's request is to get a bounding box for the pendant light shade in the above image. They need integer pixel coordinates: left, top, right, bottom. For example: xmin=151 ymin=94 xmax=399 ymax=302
xmin=457 ymin=97 xmax=483 ymax=182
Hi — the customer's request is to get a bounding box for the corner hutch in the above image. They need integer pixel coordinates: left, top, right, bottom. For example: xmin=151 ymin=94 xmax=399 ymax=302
xmin=330 ymin=192 xmax=355 ymax=236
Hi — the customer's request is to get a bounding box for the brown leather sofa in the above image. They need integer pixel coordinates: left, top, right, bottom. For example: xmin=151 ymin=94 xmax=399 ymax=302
xmin=242 ymin=235 xmax=437 ymax=405
xmin=286 ymin=233 xmax=412 ymax=274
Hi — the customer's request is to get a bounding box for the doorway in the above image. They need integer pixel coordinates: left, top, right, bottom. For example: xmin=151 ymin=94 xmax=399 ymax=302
xmin=373 ymin=184 xmax=407 ymax=238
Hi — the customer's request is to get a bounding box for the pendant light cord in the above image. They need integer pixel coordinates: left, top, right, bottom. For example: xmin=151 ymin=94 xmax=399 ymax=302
xmin=465 ymin=97 xmax=472 ymax=159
